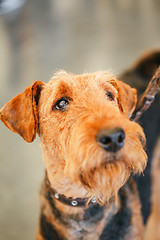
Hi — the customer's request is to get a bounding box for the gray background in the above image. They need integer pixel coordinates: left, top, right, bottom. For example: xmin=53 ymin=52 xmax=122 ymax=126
xmin=0 ymin=0 xmax=160 ymax=239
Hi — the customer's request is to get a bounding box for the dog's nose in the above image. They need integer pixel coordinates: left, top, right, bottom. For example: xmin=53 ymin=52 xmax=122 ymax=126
xmin=96 ymin=128 xmax=125 ymax=152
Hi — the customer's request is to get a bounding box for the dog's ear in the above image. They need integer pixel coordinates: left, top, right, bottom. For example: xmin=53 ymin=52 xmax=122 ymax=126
xmin=0 ymin=81 xmax=44 ymax=142
xmin=113 ymin=80 xmax=137 ymax=117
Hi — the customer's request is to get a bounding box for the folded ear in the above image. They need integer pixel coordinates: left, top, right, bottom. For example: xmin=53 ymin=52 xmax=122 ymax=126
xmin=0 ymin=81 xmax=44 ymax=142
xmin=113 ymin=80 xmax=137 ymax=117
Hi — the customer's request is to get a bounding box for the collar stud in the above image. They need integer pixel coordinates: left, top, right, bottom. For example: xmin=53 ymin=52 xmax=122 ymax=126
xmin=54 ymin=193 xmax=59 ymax=199
xmin=91 ymin=198 xmax=97 ymax=203
xmin=71 ymin=200 xmax=78 ymax=206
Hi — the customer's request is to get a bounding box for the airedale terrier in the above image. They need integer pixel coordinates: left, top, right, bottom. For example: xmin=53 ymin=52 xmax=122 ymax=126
xmin=0 ymin=71 xmax=147 ymax=239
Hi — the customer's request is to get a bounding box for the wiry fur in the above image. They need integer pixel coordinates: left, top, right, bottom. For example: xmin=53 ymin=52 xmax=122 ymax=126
xmin=0 ymin=71 xmax=147 ymax=239
xmin=38 ymin=72 xmax=146 ymax=204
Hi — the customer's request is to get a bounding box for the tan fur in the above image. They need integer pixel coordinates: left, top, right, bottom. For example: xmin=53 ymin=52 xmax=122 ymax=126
xmin=37 ymin=71 xmax=146 ymax=203
xmin=0 ymin=71 xmax=147 ymax=239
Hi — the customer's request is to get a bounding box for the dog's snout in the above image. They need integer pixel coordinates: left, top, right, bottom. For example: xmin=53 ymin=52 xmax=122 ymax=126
xmin=96 ymin=128 xmax=125 ymax=153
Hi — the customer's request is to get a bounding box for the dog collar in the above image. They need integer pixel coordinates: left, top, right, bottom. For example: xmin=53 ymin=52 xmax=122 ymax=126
xmin=45 ymin=174 xmax=97 ymax=207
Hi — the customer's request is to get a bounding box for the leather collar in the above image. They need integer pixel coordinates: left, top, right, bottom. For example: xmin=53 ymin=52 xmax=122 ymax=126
xmin=45 ymin=174 xmax=97 ymax=207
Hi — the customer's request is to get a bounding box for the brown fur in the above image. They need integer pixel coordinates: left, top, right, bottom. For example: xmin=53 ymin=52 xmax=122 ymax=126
xmin=0 ymin=71 xmax=147 ymax=239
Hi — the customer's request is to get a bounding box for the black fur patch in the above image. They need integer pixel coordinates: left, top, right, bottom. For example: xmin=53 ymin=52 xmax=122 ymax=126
xmin=40 ymin=213 xmax=64 ymax=240
xmin=100 ymin=188 xmax=131 ymax=240
xmin=46 ymin=192 xmax=63 ymax=222
xmin=83 ymin=203 xmax=104 ymax=223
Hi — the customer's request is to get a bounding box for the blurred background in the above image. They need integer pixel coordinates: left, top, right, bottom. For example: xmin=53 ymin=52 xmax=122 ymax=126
xmin=0 ymin=0 xmax=160 ymax=239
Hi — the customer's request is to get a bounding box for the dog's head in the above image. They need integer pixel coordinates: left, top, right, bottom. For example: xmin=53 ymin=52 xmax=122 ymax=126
xmin=0 ymin=71 xmax=147 ymax=203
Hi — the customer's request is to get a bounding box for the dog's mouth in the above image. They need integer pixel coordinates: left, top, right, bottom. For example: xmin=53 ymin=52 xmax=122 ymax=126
xmin=104 ymin=153 xmax=117 ymax=163
xmin=100 ymin=150 xmax=122 ymax=166
xmin=103 ymin=159 xmax=117 ymax=168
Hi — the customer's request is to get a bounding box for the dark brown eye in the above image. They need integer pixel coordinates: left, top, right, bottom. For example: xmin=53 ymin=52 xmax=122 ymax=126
xmin=106 ymin=92 xmax=114 ymax=101
xmin=53 ymin=98 xmax=69 ymax=110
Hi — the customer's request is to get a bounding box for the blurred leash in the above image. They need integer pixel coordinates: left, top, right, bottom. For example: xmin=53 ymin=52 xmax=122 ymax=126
xmin=131 ymin=66 xmax=160 ymax=122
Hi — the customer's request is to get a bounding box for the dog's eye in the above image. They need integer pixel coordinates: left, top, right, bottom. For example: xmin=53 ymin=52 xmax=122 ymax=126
xmin=53 ymin=98 xmax=69 ymax=110
xmin=106 ymin=92 xmax=114 ymax=101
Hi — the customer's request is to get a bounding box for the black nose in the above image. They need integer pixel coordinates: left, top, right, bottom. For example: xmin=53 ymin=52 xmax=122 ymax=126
xmin=96 ymin=128 xmax=125 ymax=152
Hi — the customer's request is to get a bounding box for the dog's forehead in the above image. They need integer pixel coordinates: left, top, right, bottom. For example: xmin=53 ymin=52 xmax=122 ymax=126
xmin=46 ymin=71 xmax=117 ymax=91
xmin=39 ymin=71 xmax=120 ymax=115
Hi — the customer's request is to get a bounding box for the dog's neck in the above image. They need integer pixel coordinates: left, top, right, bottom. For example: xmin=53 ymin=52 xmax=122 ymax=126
xmin=45 ymin=173 xmax=97 ymax=207
xmin=40 ymin=174 xmax=122 ymax=240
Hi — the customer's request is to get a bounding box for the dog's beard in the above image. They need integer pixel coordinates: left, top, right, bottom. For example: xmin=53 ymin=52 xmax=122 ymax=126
xmin=65 ymin=121 xmax=147 ymax=204
xmin=79 ymin=160 xmax=130 ymax=204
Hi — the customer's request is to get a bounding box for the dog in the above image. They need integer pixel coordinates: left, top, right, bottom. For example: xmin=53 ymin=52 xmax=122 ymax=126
xmin=0 ymin=70 xmax=147 ymax=239
xmin=120 ymin=50 xmax=160 ymax=239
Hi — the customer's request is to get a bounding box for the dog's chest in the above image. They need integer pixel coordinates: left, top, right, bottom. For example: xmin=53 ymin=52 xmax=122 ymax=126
xmin=65 ymin=204 xmax=106 ymax=240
